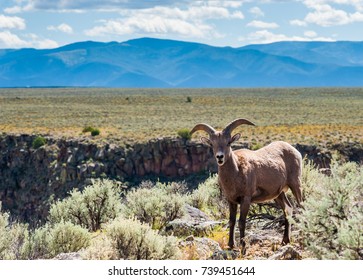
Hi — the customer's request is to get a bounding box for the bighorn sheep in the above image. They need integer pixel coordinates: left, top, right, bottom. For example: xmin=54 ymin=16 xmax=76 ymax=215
xmin=190 ymin=118 xmax=302 ymax=253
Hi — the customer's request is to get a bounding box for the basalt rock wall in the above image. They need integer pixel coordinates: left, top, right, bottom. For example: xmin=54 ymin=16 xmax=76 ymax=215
xmin=0 ymin=134 xmax=362 ymax=222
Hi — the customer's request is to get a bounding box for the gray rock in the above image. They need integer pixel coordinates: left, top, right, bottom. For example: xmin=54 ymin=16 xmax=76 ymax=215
xmin=166 ymin=204 xmax=221 ymax=237
xmin=179 ymin=237 xmax=222 ymax=260
xmin=210 ymin=249 xmax=241 ymax=260
xmin=53 ymin=252 xmax=83 ymax=260
xmin=268 ymin=245 xmax=302 ymax=260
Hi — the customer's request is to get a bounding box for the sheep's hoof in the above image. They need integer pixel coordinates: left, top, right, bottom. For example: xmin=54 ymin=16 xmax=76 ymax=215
xmin=240 ymin=245 xmax=247 ymax=256
xmin=240 ymin=239 xmax=247 ymax=255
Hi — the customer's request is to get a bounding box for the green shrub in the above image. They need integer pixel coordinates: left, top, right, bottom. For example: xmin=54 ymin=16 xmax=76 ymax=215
xmin=50 ymin=221 xmax=90 ymax=256
xmin=23 ymin=224 xmax=52 ymax=259
xmin=177 ymin=128 xmax=191 ymax=140
xmin=49 ymin=179 xmax=122 ymax=231
xmin=297 ymin=160 xmax=363 ymax=259
xmin=82 ymin=126 xmax=94 ymax=133
xmin=301 ymin=158 xmax=324 ymax=199
xmin=105 ymin=218 xmax=180 ymax=260
xmin=124 ymin=182 xmax=186 ymax=230
xmin=0 ymin=204 xmax=29 ymax=260
xmin=23 ymin=222 xmax=90 ymax=259
xmin=80 ymin=235 xmax=117 ymax=260
xmin=189 ymin=174 xmax=228 ymax=219
xmin=91 ymin=128 xmax=100 ymax=136
xmin=1 ymin=205 xmax=33 ymax=260
xmin=32 ymin=136 xmax=46 ymax=149
xmin=186 ymin=96 xmax=192 ymax=103
xmin=82 ymin=126 xmax=100 ymax=136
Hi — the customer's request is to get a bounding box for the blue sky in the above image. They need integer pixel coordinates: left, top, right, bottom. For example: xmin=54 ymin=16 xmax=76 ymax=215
xmin=0 ymin=0 xmax=363 ymax=49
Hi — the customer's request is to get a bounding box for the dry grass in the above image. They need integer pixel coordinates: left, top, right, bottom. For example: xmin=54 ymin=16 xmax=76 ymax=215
xmin=0 ymin=87 xmax=362 ymax=145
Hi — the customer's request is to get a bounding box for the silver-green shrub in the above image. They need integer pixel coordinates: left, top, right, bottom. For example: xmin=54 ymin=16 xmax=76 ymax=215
xmin=301 ymin=158 xmax=324 ymax=199
xmin=80 ymin=234 xmax=117 ymax=260
xmin=189 ymin=174 xmax=228 ymax=219
xmin=24 ymin=222 xmax=91 ymax=259
xmin=23 ymin=224 xmax=52 ymax=259
xmin=49 ymin=179 xmax=122 ymax=231
xmin=124 ymin=181 xmax=186 ymax=230
xmin=0 ymin=204 xmax=29 ymax=260
xmin=297 ymin=160 xmax=363 ymax=259
xmin=105 ymin=218 xmax=180 ymax=260
xmin=50 ymin=221 xmax=90 ymax=256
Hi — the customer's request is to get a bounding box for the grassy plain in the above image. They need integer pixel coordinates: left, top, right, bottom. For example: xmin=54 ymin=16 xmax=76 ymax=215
xmin=0 ymin=87 xmax=362 ymax=146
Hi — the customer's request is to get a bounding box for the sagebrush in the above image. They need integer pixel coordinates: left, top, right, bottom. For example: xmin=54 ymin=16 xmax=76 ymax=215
xmin=49 ymin=179 xmax=122 ymax=231
xmin=297 ymin=160 xmax=363 ymax=260
xmin=124 ymin=181 xmax=186 ymax=230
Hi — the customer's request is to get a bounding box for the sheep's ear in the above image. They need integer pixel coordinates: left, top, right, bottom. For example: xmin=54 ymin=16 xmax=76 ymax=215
xmin=230 ymin=133 xmax=241 ymax=144
xmin=200 ymin=137 xmax=212 ymax=147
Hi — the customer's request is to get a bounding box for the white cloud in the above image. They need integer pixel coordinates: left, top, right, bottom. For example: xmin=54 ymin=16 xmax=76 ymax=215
xmin=0 ymin=14 xmax=26 ymax=29
xmin=11 ymin=0 xmax=196 ymax=11
xmin=4 ymin=1 xmax=34 ymax=14
xmin=0 ymin=30 xmax=28 ymax=48
xmin=85 ymin=17 xmax=218 ymax=38
xmin=47 ymin=23 xmax=73 ymax=34
xmin=0 ymin=30 xmax=58 ymax=49
xmin=240 ymin=30 xmax=334 ymax=44
xmin=85 ymin=5 xmax=243 ymax=39
xmin=249 ymin=6 xmax=264 ymax=17
xmin=290 ymin=19 xmax=307 ymax=26
xmin=205 ymin=1 xmax=244 ymax=8
xmin=304 ymin=30 xmax=317 ymax=37
xmin=35 ymin=38 xmax=59 ymax=48
xmin=125 ymin=6 xmax=244 ymax=21
xmin=247 ymin=20 xmax=279 ymax=29
xmin=299 ymin=0 xmax=363 ymax=26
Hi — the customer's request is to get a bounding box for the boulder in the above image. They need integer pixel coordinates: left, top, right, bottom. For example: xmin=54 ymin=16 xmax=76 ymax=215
xmin=268 ymin=245 xmax=302 ymax=260
xmin=179 ymin=237 xmax=222 ymax=260
xmin=53 ymin=252 xmax=83 ymax=260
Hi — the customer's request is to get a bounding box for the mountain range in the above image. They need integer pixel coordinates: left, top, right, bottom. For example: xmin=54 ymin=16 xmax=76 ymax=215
xmin=1 ymin=38 xmax=363 ymax=87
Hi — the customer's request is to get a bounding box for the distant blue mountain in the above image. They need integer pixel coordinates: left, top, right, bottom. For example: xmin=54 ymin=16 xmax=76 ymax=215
xmin=1 ymin=38 xmax=363 ymax=87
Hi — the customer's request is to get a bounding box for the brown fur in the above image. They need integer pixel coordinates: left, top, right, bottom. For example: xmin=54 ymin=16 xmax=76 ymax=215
xmin=191 ymin=119 xmax=303 ymax=254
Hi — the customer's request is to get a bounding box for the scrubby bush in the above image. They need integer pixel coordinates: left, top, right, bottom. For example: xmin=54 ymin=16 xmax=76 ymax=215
xmin=105 ymin=218 xmax=180 ymax=260
xmin=49 ymin=179 xmax=122 ymax=231
xmin=177 ymin=128 xmax=191 ymax=140
xmin=24 ymin=222 xmax=90 ymax=259
xmin=80 ymin=235 xmax=117 ymax=260
xmin=82 ymin=126 xmax=101 ymax=136
xmin=23 ymin=224 xmax=51 ymax=259
xmin=91 ymin=128 xmax=100 ymax=136
xmin=32 ymin=136 xmax=46 ymax=149
xmin=124 ymin=181 xmax=186 ymax=230
xmin=189 ymin=174 xmax=228 ymax=219
xmin=297 ymin=160 xmax=363 ymax=259
xmin=82 ymin=126 xmax=94 ymax=133
xmin=0 ymin=206 xmax=29 ymax=260
xmin=301 ymin=158 xmax=325 ymax=199
xmin=50 ymin=221 xmax=90 ymax=256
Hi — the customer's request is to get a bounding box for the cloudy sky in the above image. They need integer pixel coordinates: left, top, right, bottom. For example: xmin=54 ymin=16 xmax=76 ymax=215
xmin=0 ymin=0 xmax=363 ymax=49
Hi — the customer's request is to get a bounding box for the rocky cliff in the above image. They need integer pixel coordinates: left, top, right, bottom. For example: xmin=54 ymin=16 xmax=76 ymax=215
xmin=0 ymin=134 xmax=362 ymax=222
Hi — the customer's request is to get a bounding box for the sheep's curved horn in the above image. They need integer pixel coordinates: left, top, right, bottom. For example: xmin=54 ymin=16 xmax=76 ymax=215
xmin=223 ymin=118 xmax=255 ymax=135
xmin=190 ymin=123 xmax=216 ymax=136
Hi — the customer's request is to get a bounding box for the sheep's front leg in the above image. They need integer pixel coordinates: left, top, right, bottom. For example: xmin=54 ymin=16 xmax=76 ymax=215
xmin=239 ymin=196 xmax=251 ymax=255
xmin=228 ymin=202 xmax=237 ymax=249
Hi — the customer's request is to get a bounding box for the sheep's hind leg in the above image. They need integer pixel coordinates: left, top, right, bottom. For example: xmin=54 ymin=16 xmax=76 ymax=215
xmin=274 ymin=192 xmax=293 ymax=245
